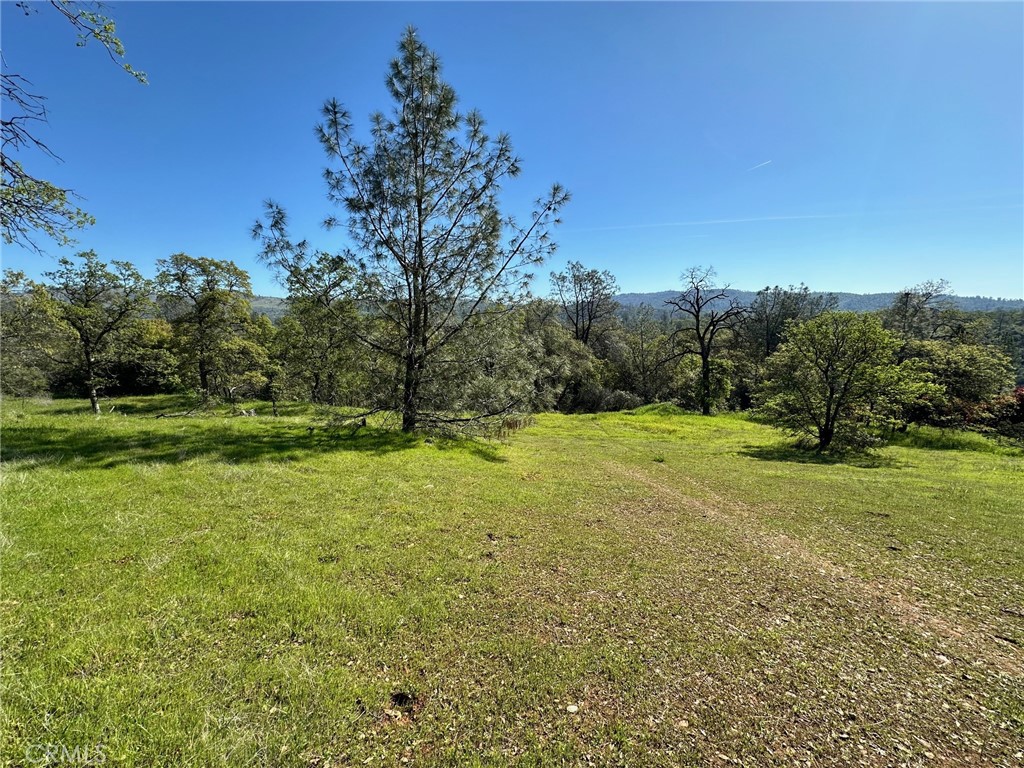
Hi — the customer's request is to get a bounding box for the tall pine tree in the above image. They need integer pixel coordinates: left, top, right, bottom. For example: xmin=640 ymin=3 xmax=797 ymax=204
xmin=256 ymin=28 xmax=568 ymax=431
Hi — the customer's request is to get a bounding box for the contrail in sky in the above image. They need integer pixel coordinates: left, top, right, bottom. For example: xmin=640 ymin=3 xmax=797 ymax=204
xmin=746 ymin=160 xmax=773 ymax=171
xmin=565 ymin=201 xmax=1022 ymax=235
xmin=570 ymin=213 xmax=847 ymax=233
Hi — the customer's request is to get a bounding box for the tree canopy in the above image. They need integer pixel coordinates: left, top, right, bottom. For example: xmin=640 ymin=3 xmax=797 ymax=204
xmin=255 ymin=27 xmax=569 ymax=432
xmin=758 ymin=312 xmax=934 ymax=451
xmin=43 ymin=251 xmax=153 ymax=413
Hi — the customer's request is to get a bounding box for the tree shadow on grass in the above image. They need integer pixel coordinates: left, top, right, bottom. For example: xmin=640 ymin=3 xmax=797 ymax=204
xmin=739 ymin=442 xmax=902 ymax=469
xmin=883 ymin=427 xmax=1019 ymax=455
xmin=0 ymin=419 xmax=506 ymax=471
xmin=18 ymin=396 xmax=317 ymax=419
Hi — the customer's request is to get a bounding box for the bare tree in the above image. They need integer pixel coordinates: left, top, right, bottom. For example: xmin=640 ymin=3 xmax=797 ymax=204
xmin=665 ymin=266 xmax=747 ymax=415
xmin=550 ymin=261 xmax=619 ymax=347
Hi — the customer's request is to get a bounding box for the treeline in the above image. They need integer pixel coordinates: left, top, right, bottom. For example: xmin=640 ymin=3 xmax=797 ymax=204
xmin=2 ymin=252 xmax=1022 ymax=450
xmin=2 ymin=30 xmax=1021 ymax=450
xmin=616 ymin=290 xmax=1024 ymax=313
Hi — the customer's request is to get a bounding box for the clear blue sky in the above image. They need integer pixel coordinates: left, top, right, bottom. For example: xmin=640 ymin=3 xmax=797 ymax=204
xmin=2 ymin=1 xmax=1022 ymax=298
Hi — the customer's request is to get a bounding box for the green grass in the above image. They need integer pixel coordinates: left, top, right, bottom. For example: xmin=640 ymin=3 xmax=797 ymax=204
xmin=2 ymin=397 xmax=1022 ymax=766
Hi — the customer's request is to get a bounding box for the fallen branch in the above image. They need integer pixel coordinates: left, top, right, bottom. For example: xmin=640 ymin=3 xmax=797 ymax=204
xmin=155 ymin=404 xmax=201 ymax=419
xmin=322 ymin=406 xmax=389 ymax=432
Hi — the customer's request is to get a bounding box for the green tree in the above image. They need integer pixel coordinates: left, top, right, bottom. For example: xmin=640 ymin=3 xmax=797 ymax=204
xmin=732 ymin=284 xmax=836 ymax=408
xmin=2 ymin=1 xmax=146 ymax=252
xmin=982 ymin=308 xmax=1024 ymax=385
xmin=904 ymin=340 xmax=1014 ymax=428
xmin=758 ymin=312 xmax=932 ymax=451
xmin=103 ymin=317 xmax=181 ymax=396
xmin=0 ymin=269 xmax=72 ymax=395
xmin=739 ymin=284 xmax=837 ymax=362
xmin=520 ymin=299 xmax=599 ymax=412
xmin=673 ymin=356 xmax=734 ymax=413
xmin=666 ymin=266 xmax=747 ymax=415
xmin=215 ymin=314 xmax=275 ymax=407
xmin=155 ymin=254 xmax=258 ymax=399
xmin=880 ymin=280 xmax=959 ymax=359
xmin=255 ymin=28 xmax=568 ymax=432
xmin=256 ymin=231 xmax=365 ymax=406
xmin=619 ymin=305 xmax=682 ymax=403
xmin=42 ymin=251 xmax=153 ymax=413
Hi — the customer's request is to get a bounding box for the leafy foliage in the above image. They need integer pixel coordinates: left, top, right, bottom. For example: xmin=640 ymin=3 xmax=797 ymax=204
xmin=255 ymin=28 xmax=568 ymax=432
xmin=0 ymin=270 xmax=73 ymax=395
xmin=902 ymin=340 xmax=1015 ymax=429
xmin=42 ymin=252 xmax=153 ymax=413
xmin=758 ymin=312 xmax=936 ymax=451
xmin=156 ymin=254 xmax=263 ymax=401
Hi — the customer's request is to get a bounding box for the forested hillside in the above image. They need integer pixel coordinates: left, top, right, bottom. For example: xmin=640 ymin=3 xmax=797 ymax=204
xmin=252 ymin=291 xmax=1024 ymax=321
xmin=616 ymin=290 xmax=1024 ymax=312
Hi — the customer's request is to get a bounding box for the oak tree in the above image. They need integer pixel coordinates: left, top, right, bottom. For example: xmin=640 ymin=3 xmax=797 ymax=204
xmin=155 ymin=254 xmax=258 ymax=399
xmin=665 ymin=266 xmax=747 ymax=415
xmin=758 ymin=312 xmax=932 ymax=451
xmin=43 ymin=251 xmax=152 ymax=413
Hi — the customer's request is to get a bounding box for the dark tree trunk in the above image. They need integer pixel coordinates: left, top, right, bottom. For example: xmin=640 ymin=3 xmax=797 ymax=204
xmin=819 ymin=388 xmax=839 ymax=451
xmin=311 ymin=371 xmax=322 ymax=404
xmin=326 ymin=371 xmax=337 ymax=403
xmin=198 ymin=358 xmax=210 ymax=396
xmin=700 ymin=353 xmax=712 ymax=416
xmin=401 ymin=353 xmax=421 ymax=433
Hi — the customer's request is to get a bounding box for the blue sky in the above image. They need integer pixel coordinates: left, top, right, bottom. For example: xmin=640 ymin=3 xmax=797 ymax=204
xmin=2 ymin=1 xmax=1022 ymax=298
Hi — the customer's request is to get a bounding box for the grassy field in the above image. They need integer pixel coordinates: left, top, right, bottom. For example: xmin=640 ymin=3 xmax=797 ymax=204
xmin=1 ymin=396 xmax=1022 ymax=766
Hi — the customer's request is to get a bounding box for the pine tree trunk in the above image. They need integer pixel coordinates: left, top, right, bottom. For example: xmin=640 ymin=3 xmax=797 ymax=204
xmin=401 ymin=354 xmax=420 ymax=433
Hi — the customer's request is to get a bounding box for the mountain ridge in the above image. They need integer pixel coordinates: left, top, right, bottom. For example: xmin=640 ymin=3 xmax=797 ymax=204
xmin=614 ymin=290 xmax=1024 ymax=312
xmin=250 ymin=290 xmax=1024 ymax=320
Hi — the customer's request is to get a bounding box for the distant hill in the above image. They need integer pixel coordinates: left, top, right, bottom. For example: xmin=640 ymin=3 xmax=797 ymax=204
xmin=250 ymin=291 xmax=1024 ymax=321
xmin=614 ymin=290 xmax=1024 ymax=313
xmin=250 ymin=295 xmax=289 ymax=321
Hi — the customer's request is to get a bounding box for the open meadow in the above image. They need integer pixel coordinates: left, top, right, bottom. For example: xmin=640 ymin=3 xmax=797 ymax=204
xmin=1 ymin=397 xmax=1022 ymax=766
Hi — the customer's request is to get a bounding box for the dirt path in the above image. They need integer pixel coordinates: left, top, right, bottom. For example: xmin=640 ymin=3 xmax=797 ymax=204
xmin=611 ymin=458 xmax=1023 ymax=678
xmin=476 ymin=455 xmax=1019 ymax=765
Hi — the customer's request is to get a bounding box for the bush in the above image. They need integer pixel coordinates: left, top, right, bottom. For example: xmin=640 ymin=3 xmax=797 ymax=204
xmin=983 ymin=386 xmax=1024 ymax=443
xmin=600 ymin=389 xmax=643 ymax=412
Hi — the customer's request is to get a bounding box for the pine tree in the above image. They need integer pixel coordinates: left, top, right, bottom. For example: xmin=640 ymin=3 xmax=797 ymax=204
xmin=256 ymin=28 xmax=568 ymax=432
